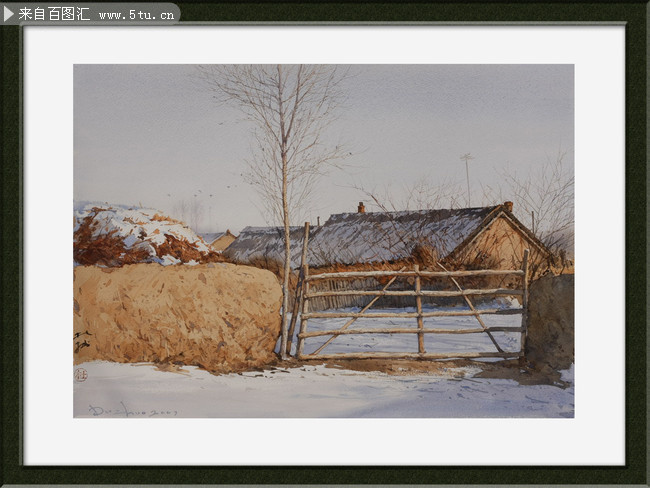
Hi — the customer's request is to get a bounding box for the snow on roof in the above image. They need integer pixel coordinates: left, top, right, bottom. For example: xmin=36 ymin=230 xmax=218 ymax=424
xmin=199 ymin=231 xmax=234 ymax=245
xmin=74 ymin=204 xmax=219 ymax=267
xmin=308 ymin=206 xmax=500 ymax=266
xmin=222 ymin=206 xmax=503 ymax=268
xmin=223 ymin=225 xmax=307 ymax=267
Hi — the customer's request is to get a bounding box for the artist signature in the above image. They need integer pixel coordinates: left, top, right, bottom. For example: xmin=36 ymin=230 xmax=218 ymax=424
xmin=87 ymin=401 xmax=178 ymax=418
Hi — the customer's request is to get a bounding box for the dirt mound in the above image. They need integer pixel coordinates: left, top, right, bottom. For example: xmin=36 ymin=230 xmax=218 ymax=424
xmin=525 ymin=274 xmax=574 ymax=373
xmin=73 ymin=262 xmax=283 ymax=373
xmin=74 ymin=204 xmax=225 ymax=267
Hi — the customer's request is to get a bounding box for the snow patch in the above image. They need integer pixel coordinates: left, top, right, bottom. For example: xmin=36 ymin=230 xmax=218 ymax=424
xmin=159 ymin=255 xmax=181 ymax=266
xmin=74 ymin=360 xmax=574 ymax=418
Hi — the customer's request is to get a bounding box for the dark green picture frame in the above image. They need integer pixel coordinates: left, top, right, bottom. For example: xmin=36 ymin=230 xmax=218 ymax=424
xmin=1 ymin=1 xmax=646 ymax=485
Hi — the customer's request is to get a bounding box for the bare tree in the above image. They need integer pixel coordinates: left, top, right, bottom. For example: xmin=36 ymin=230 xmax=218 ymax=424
xmin=196 ymin=64 xmax=349 ymax=359
xmin=171 ymin=198 xmax=204 ymax=231
xmin=189 ymin=196 xmax=204 ymax=232
xmin=172 ymin=199 xmax=189 ymax=225
xmin=482 ymin=150 xmax=574 ymax=255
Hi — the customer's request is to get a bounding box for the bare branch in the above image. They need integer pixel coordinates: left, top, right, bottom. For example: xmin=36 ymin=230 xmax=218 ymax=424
xmin=483 ymin=149 xmax=574 ymax=256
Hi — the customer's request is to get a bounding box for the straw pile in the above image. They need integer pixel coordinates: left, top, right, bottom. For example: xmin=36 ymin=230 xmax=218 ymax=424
xmin=73 ymin=262 xmax=283 ymax=373
xmin=74 ymin=204 xmax=225 ymax=267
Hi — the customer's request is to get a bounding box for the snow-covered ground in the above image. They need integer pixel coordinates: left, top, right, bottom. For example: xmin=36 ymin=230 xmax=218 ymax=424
xmin=74 ymin=362 xmax=573 ymax=419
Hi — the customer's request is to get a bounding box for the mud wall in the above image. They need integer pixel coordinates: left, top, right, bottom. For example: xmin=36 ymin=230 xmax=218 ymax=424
xmin=74 ymin=263 xmax=283 ymax=373
xmin=525 ymin=274 xmax=574 ymax=372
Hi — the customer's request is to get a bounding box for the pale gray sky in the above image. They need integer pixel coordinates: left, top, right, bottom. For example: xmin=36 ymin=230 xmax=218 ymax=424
xmin=74 ymin=64 xmax=573 ymax=234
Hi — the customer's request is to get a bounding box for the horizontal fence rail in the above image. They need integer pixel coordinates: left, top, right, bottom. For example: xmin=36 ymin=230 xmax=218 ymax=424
xmin=306 ymin=269 xmax=524 ymax=281
xmin=302 ymin=308 xmax=523 ymax=319
xmin=304 ymin=351 xmax=523 ymax=360
xmin=300 ymin=326 xmax=524 ymax=338
xmin=288 ymin=219 xmax=530 ymax=362
xmin=305 ymin=288 xmax=523 ymax=298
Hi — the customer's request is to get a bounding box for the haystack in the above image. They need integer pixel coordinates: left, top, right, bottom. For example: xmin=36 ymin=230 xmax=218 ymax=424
xmin=73 ymin=263 xmax=283 ymax=373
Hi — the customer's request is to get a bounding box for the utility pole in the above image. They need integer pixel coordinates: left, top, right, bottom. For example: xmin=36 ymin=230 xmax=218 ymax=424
xmin=460 ymin=153 xmax=475 ymax=207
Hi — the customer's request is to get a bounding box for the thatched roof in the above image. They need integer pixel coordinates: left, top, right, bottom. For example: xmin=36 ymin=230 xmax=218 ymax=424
xmin=200 ymin=230 xmax=236 ymax=246
xmin=308 ymin=206 xmax=500 ymax=266
xmin=223 ymin=226 xmax=306 ymax=267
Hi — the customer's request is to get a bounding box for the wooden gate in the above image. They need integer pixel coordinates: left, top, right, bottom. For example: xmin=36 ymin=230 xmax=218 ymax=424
xmin=286 ymin=223 xmax=530 ymax=361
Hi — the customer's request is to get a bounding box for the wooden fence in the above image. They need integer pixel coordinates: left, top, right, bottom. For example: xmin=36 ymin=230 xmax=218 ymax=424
xmin=284 ymin=223 xmax=530 ymax=361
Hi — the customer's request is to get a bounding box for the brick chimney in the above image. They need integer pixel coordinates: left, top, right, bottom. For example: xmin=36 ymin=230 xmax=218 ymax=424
xmin=357 ymin=201 xmax=366 ymax=213
xmin=503 ymin=201 xmax=513 ymax=212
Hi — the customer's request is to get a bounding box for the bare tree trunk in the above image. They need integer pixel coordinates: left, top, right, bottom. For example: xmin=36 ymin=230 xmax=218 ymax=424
xmin=280 ymin=157 xmax=291 ymax=359
xmin=278 ymin=65 xmax=292 ymax=360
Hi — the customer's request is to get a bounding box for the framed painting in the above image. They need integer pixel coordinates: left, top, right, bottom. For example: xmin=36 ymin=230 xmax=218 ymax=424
xmin=1 ymin=1 xmax=645 ymax=485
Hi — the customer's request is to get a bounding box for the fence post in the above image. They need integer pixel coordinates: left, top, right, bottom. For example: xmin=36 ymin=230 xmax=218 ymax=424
xmin=286 ymin=222 xmax=310 ymax=357
xmin=296 ymin=229 xmax=311 ymax=359
xmin=520 ymin=249 xmax=530 ymax=359
xmin=414 ymin=264 xmax=425 ymax=355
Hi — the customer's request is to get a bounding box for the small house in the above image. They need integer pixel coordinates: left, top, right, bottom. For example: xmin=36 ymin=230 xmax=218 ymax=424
xmin=223 ymin=226 xmax=306 ymax=268
xmin=308 ymin=201 xmax=550 ymax=271
xmin=200 ymin=230 xmax=237 ymax=252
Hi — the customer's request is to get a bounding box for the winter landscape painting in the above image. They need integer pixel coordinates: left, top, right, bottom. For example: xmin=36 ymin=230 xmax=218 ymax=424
xmin=73 ymin=64 xmax=574 ymax=418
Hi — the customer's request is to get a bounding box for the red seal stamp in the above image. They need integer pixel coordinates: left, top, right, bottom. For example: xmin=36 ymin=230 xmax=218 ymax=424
xmin=74 ymin=368 xmax=88 ymax=382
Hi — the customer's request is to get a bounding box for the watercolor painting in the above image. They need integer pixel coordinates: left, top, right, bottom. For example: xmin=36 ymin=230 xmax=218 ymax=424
xmin=73 ymin=64 xmax=574 ymax=418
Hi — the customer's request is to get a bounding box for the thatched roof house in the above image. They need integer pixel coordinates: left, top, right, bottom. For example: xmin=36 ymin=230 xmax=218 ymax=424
xmin=200 ymin=230 xmax=237 ymax=252
xmin=223 ymin=226 xmax=307 ymax=268
xmin=309 ymin=202 xmax=550 ymax=270
xmin=223 ymin=202 xmax=551 ymax=271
